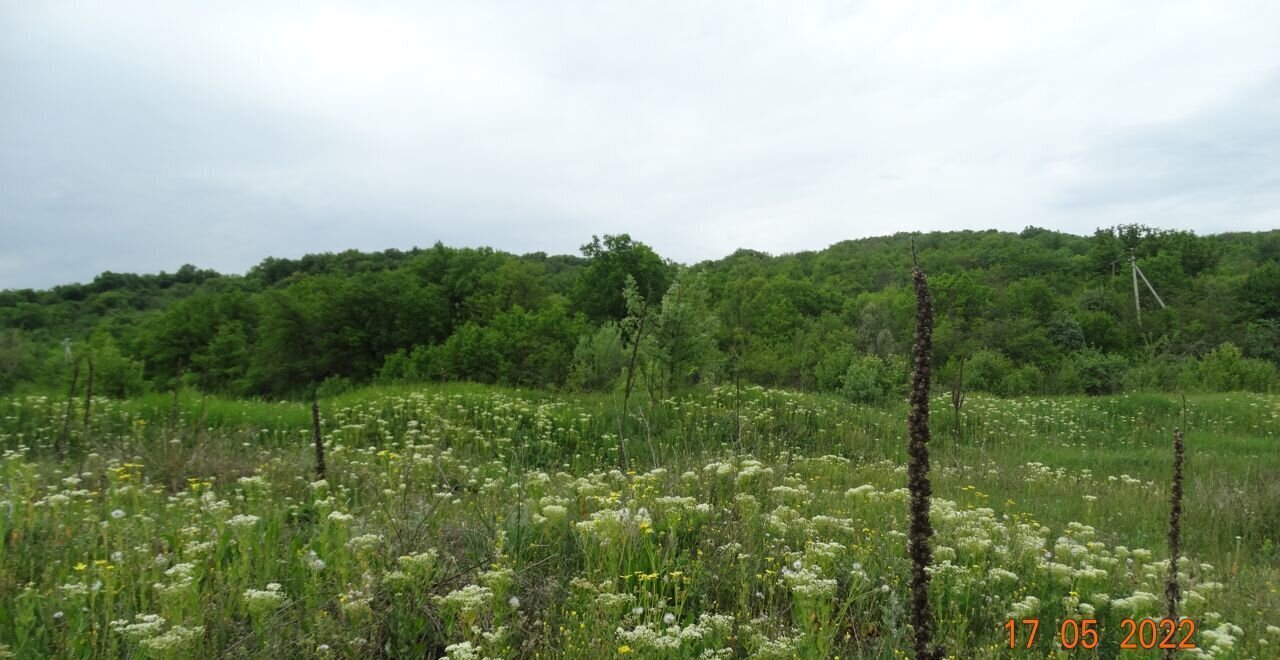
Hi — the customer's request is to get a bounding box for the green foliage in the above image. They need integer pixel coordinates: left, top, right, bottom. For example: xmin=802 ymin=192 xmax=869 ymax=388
xmin=930 ymin=272 xmax=991 ymax=328
xmin=314 ymin=374 xmax=354 ymax=398
xmin=645 ymin=270 xmax=722 ymax=391
xmin=1239 ymin=261 xmax=1280 ymax=320
xmin=1078 ymin=310 xmax=1125 ymax=352
xmin=573 ymin=234 xmax=672 ymax=322
xmin=838 ymin=353 xmax=906 ymax=404
xmin=1002 ymin=278 xmax=1057 ymax=324
xmin=1195 ymin=342 xmax=1278 ymax=392
xmin=995 ymin=364 xmax=1041 ymax=396
xmin=567 ymin=322 xmax=626 ymax=391
xmin=1120 ymin=354 xmax=1187 ymax=393
xmin=2 ymin=386 xmax=1275 ymax=657
xmin=4 ymin=228 xmax=1280 ymax=399
xmin=1242 ymin=319 xmax=1280 ymax=363
xmin=85 ymin=332 xmax=146 ymax=398
xmin=1068 ymin=348 xmax=1129 ymax=396
xmin=963 ymin=350 xmax=1013 ymax=393
xmin=0 ymin=330 xmax=37 ymax=394
xmin=813 ymin=347 xmax=855 ymax=392
xmin=191 ymin=321 xmax=251 ymax=395
xmin=405 ymin=303 xmax=586 ymax=388
xmin=1046 ymin=313 xmax=1085 ymax=351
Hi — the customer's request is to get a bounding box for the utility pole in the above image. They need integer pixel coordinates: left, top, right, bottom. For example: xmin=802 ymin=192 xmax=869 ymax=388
xmin=1132 ymin=250 xmax=1142 ymax=325
xmin=1130 ymin=249 xmax=1167 ymax=326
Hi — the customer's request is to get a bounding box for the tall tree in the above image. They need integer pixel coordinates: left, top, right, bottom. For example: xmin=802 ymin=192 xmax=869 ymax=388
xmin=646 ymin=270 xmax=722 ymax=393
xmin=573 ymin=234 xmax=672 ymax=322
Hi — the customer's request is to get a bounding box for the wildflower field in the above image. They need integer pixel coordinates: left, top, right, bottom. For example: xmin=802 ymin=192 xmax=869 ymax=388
xmin=0 ymin=385 xmax=1277 ymax=658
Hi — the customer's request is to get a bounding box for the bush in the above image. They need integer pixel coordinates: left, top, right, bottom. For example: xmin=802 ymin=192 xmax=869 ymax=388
xmin=999 ymin=364 xmax=1044 ymax=397
xmin=1047 ymin=361 xmax=1083 ymax=395
xmin=567 ymin=323 xmax=626 ymax=391
xmin=964 ymin=350 xmax=1014 ymax=394
xmin=87 ymin=333 xmax=147 ymax=398
xmin=315 ymin=375 xmax=354 ymax=399
xmin=1046 ymin=313 xmax=1085 ymax=351
xmin=1195 ymin=342 xmax=1277 ymax=392
xmin=814 ymin=348 xmax=855 ymax=393
xmin=376 ymin=350 xmax=413 ymax=383
xmin=840 ymin=354 xmax=906 ymax=404
xmin=1068 ymin=349 xmax=1129 ymax=395
xmin=1120 ymin=355 xmax=1185 ymax=392
xmin=0 ymin=332 xmax=39 ymax=395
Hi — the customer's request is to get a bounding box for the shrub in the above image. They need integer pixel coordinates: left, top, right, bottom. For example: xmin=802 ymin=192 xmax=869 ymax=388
xmin=1121 ymin=355 xmax=1185 ymax=392
xmin=315 ymin=375 xmax=353 ymax=399
xmin=1046 ymin=313 xmax=1085 ymax=351
xmin=1195 ymin=342 xmax=1277 ymax=392
xmin=999 ymin=364 xmax=1043 ymax=397
xmin=1069 ymin=349 xmax=1128 ymax=396
xmin=840 ymin=354 xmax=906 ymax=404
xmin=376 ymin=350 xmax=413 ymax=383
xmin=964 ymin=350 xmax=1013 ymax=394
xmin=814 ymin=348 xmax=855 ymax=393
xmin=1046 ymin=361 xmax=1083 ymax=394
xmin=567 ymin=323 xmax=626 ymax=391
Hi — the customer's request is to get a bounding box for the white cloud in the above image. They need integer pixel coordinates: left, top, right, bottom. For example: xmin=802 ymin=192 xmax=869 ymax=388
xmin=2 ymin=1 xmax=1278 ymax=288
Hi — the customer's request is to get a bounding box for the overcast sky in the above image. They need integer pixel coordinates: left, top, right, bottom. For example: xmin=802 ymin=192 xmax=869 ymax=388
xmin=2 ymin=1 xmax=1278 ymax=289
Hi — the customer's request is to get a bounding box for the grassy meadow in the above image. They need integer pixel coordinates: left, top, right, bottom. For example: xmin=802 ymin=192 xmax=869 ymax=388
xmin=0 ymin=385 xmax=1277 ymax=658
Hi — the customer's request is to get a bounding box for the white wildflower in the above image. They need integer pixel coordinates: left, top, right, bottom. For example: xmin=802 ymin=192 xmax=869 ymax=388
xmin=243 ymin=583 xmax=286 ymax=615
xmin=227 ymin=514 xmax=260 ymax=529
xmin=436 ymin=584 xmax=493 ymax=614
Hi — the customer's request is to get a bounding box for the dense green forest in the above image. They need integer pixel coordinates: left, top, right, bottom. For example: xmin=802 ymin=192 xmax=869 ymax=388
xmin=3 ymin=225 xmax=1279 ymax=400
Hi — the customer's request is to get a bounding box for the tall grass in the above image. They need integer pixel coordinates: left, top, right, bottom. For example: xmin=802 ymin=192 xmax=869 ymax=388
xmin=0 ymin=385 xmax=1276 ymax=657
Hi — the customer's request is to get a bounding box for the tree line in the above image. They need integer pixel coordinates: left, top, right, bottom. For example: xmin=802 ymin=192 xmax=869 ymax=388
xmin=2 ymin=226 xmax=1278 ymax=400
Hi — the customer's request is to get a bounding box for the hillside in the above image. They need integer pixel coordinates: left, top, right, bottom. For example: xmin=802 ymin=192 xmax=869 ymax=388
xmin=2 ymin=225 xmax=1278 ymax=398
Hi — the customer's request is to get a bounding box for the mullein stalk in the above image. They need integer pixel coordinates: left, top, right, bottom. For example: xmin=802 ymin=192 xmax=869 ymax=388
xmin=950 ymin=355 xmax=965 ymax=441
xmin=1164 ymin=426 xmax=1185 ymax=660
xmin=907 ymin=242 xmax=943 ymax=660
xmin=619 ymin=293 xmax=649 ymax=471
xmin=57 ymin=356 xmax=82 ymax=457
xmin=312 ymin=399 xmax=327 ymax=480
xmin=82 ymin=354 xmax=95 ymax=435
xmin=168 ymin=362 xmax=183 ymax=431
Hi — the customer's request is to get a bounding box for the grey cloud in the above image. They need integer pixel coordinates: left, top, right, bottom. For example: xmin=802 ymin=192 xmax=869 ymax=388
xmin=1058 ymin=72 xmax=1280 ymax=213
xmin=3 ymin=2 xmax=1279 ymax=289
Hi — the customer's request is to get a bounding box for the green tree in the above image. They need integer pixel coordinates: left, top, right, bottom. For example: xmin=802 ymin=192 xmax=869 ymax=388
xmin=192 ymin=321 xmax=251 ymax=394
xmin=0 ymin=329 xmax=36 ymax=393
xmin=1239 ymin=262 xmax=1280 ymax=320
xmin=1068 ymin=349 xmax=1129 ymax=396
xmin=86 ymin=332 xmax=146 ymax=398
xmin=139 ymin=293 xmax=226 ymax=383
xmin=840 ymin=353 xmax=906 ymax=404
xmin=645 ymin=270 xmax=722 ymax=393
xmin=1195 ymin=342 xmax=1277 ymax=392
xmin=568 ymin=322 xmax=627 ymax=391
xmin=1046 ymin=313 xmax=1085 ymax=351
xmin=573 ymin=234 xmax=672 ymax=322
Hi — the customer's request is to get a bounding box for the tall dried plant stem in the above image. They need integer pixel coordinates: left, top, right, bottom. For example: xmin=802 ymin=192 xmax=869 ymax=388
xmin=57 ymin=356 xmax=82 ymax=457
xmin=950 ymin=355 xmax=965 ymax=440
xmin=312 ymin=399 xmax=327 ymax=480
xmin=619 ymin=299 xmax=649 ymax=471
xmin=168 ymin=362 xmax=183 ymax=431
xmin=1164 ymin=425 xmax=1185 ymax=660
xmin=907 ymin=242 xmax=943 ymax=660
xmin=82 ymin=354 xmax=95 ymax=433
